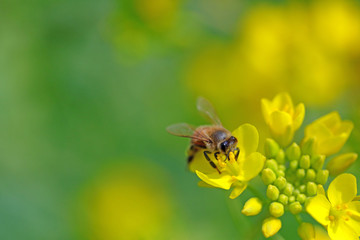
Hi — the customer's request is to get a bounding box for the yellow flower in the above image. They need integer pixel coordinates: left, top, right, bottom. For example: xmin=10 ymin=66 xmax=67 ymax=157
xmin=298 ymin=223 xmax=331 ymax=240
xmin=306 ymin=174 xmax=360 ymax=240
xmin=190 ymin=124 xmax=265 ymax=199
xmin=261 ymin=92 xmax=305 ymax=146
xmin=326 ymin=153 xmax=358 ymax=176
xmin=304 ymin=112 xmax=354 ymax=156
xmin=241 ymin=197 xmax=263 ymax=216
xmin=262 ymin=217 xmax=282 ymax=238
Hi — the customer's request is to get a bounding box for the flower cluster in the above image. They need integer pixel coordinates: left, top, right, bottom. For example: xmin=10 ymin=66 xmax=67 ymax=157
xmin=189 ymin=92 xmax=358 ymax=240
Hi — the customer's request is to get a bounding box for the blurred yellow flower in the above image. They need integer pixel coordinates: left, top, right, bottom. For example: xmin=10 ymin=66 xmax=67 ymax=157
xmin=84 ymin=163 xmax=174 ymax=240
xmin=191 ymin=124 xmax=265 ymax=199
xmin=241 ymin=197 xmax=263 ymax=216
xmin=261 ymin=92 xmax=305 ymax=147
xmin=298 ymin=222 xmax=331 ymax=240
xmin=306 ymin=174 xmax=360 ymax=240
xmin=304 ymin=112 xmax=353 ymax=156
xmin=262 ymin=217 xmax=282 ymax=238
xmin=326 ymin=153 xmax=358 ymax=176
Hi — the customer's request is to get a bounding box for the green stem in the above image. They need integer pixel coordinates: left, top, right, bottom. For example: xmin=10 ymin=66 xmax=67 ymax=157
xmin=294 ymin=214 xmax=303 ymax=225
xmin=247 ymin=184 xmax=266 ymax=202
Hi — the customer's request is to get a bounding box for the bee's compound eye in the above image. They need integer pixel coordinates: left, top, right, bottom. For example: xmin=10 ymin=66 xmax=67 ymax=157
xmin=220 ymin=141 xmax=229 ymax=152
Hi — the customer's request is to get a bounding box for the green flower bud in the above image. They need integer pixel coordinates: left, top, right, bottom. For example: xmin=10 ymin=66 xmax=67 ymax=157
xmin=265 ymin=159 xmax=278 ymax=172
xmin=276 ymin=170 xmax=285 ymax=177
xmin=276 ymin=149 xmax=285 ymax=164
xmin=289 ymin=201 xmax=302 ymax=214
xmin=316 ymin=169 xmax=329 ymax=185
xmin=274 ymin=176 xmax=287 ymax=190
xmin=306 ymin=182 xmax=317 ymax=196
xmin=294 ymin=180 xmax=301 ymax=187
xmin=283 ymin=183 xmax=294 ymax=196
xmin=299 ymin=155 xmax=311 ymax=169
xmin=326 ymin=153 xmax=358 ymax=176
xmin=290 ymin=160 xmax=298 ymax=170
xmin=267 ymin=185 xmax=280 ymax=201
xmin=301 ymin=137 xmax=315 ymax=155
xmin=262 ymin=168 xmax=277 ymax=185
xmin=278 ymin=194 xmax=288 ymax=205
xmin=296 ymin=194 xmax=306 ymax=204
xmin=299 ymin=184 xmax=306 ymax=193
xmin=265 ymin=138 xmax=280 ymax=159
xmin=278 ymin=164 xmax=286 ymax=172
xmin=305 ymin=169 xmax=316 ymax=181
xmin=293 ymin=189 xmax=300 ymax=196
xmin=296 ymin=169 xmax=305 ymax=179
xmin=286 ymin=143 xmax=301 ymax=161
xmin=269 ymin=202 xmax=284 ymax=217
xmin=289 ymin=196 xmax=295 ymax=203
xmin=311 ymin=155 xmax=325 ymax=171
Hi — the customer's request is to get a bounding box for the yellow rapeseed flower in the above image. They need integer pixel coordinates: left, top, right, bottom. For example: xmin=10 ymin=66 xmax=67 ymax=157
xmin=326 ymin=153 xmax=358 ymax=176
xmin=262 ymin=217 xmax=282 ymax=238
xmin=261 ymin=92 xmax=305 ymax=146
xmin=306 ymin=174 xmax=360 ymax=240
xmin=190 ymin=124 xmax=265 ymax=199
xmin=304 ymin=112 xmax=353 ymax=156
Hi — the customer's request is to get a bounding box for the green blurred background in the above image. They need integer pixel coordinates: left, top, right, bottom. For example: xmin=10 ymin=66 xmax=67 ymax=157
xmin=1 ymin=0 xmax=360 ymax=239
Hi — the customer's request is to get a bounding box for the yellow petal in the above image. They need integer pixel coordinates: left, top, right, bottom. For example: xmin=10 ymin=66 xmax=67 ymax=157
xmin=261 ymin=98 xmax=272 ymax=125
xmin=298 ymin=222 xmax=315 ymax=240
xmin=293 ymin=103 xmax=305 ymax=130
xmin=327 ymin=173 xmax=357 ymax=206
xmin=269 ymin=110 xmax=292 ymax=135
xmin=241 ymin=197 xmax=262 ymax=216
xmin=273 ymin=92 xmax=294 ymax=115
xmin=262 ymin=217 xmax=282 ymax=238
xmin=317 ymin=135 xmax=349 ymax=156
xmin=305 ymin=120 xmax=333 ymax=142
xmin=306 ymin=195 xmax=331 ymax=226
xmin=229 ymin=182 xmax=247 ymax=199
xmin=189 ymin=149 xmax=217 ymax=174
xmin=333 ymin=120 xmax=353 ymax=136
xmin=314 ymin=225 xmax=331 ymax=240
xmin=328 ymin=219 xmax=358 ymax=240
xmin=195 ymin=170 xmax=234 ymax=190
xmin=317 ymin=185 xmax=326 ymax=196
xmin=232 ymin=124 xmax=259 ymax=157
xmin=326 ymin=153 xmax=358 ymax=176
xmin=320 ymin=112 xmax=341 ymax=130
xmin=239 ymin=152 xmax=265 ymax=181
xmin=347 ymin=201 xmax=360 ymax=234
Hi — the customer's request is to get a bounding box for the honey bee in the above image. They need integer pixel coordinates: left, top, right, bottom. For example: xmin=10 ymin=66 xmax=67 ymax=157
xmin=167 ymin=97 xmax=239 ymax=174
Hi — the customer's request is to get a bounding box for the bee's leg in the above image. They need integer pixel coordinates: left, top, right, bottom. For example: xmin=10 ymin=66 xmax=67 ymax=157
xmin=204 ymin=151 xmax=221 ymax=174
xmin=234 ymin=147 xmax=240 ymax=160
xmin=214 ymin=152 xmax=220 ymax=161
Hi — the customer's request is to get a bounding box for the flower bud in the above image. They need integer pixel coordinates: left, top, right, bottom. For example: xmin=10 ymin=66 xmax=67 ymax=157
xmin=278 ymin=164 xmax=286 ymax=171
xmin=276 ymin=170 xmax=285 ymax=177
xmin=305 ymin=169 xmax=316 ymax=181
xmin=316 ymin=170 xmax=329 ymax=185
xmin=306 ymin=182 xmax=317 ymax=196
xmin=299 ymin=155 xmax=310 ymax=169
xmin=298 ymin=222 xmax=315 ymax=240
xmin=262 ymin=217 xmax=282 ymax=238
xmin=296 ymin=169 xmax=305 ymax=180
xmin=289 ymin=201 xmax=302 ymax=214
xmin=293 ymin=189 xmax=300 ymax=196
xmin=262 ymin=168 xmax=277 ymax=185
xmin=299 ymin=184 xmax=306 ymax=193
xmin=265 ymin=159 xmax=278 ymax=172
xmin=289 ymin=196 xmax=295 ymax=203
xmin=283 ymin=183 xmax=294 ymax=196
xmin=326 ymin=153 xmax=358 ymax=176
xmin=276 ymin=149 xmax=285 ymax=164
xmin=269 ymin=202 xmax=284 ymax=217
xmin=241 ymin=197 xmax=262 ymax=216
xmin=297 ymin=194 xmax=306 ymax=204
xmin=274 ymin=176 xmax=287 ymax=190
xmin=279 ymin=194 xmax=288 ymax=205
xmin=267 ymin=185 xmax=280 ymax=201
xmin=301 ymin=137 xmax=315 ymax=155
xmin=286 ymin=143 xmax=301 ymax=161
xmin=290 ymin=160 xmax=298 ymax=170
xmin=311 ymin=155 xmax=325 ymax=171
xmin=265 ymin=138 xmax=280 ymax=159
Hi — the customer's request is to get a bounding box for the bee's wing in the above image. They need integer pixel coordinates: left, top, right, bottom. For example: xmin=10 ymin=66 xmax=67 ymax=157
xmin=166 ymin=123 xmax=209 ymax=142
xmin=197 ymin=97 xmax=222 ymax=126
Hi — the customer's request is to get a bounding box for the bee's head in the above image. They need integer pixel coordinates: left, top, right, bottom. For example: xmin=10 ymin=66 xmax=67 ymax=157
xmin=219 ymin=136 xmax=238 ymax=154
